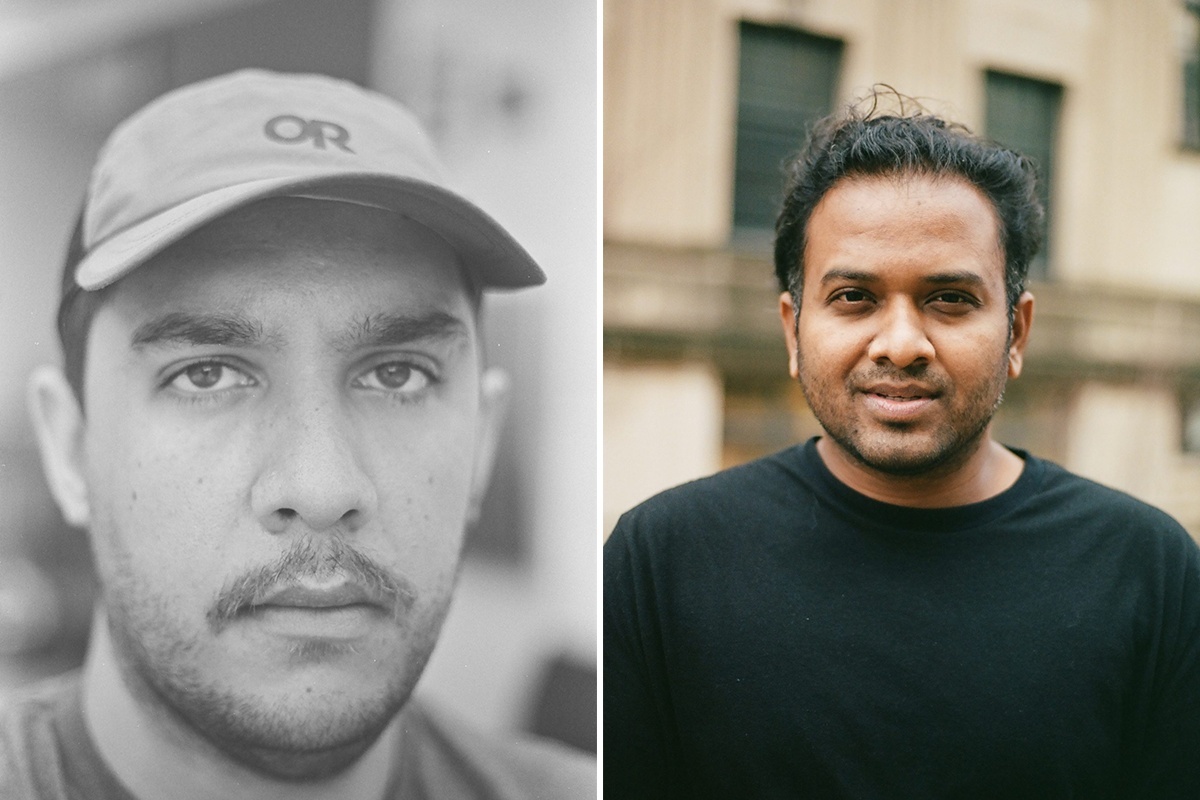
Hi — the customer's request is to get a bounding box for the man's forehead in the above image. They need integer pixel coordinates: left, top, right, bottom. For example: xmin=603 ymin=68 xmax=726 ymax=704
xmin=817 ymin=170 xmax=998 ymax=214
xmin=804 ymin=173 xmax=1004 ymax=268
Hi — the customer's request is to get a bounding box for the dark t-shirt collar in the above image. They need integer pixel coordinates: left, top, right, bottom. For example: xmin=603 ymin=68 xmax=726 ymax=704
xmin=799 ymin=436 xmax=1045 ymax=534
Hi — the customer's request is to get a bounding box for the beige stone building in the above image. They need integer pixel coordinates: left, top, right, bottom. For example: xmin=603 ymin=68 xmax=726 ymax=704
xmin=604 ymin=0 xmax=1200 ymax=535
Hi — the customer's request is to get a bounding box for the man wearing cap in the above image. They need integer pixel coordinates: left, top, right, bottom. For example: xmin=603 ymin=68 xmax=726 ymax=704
xmin=0 ymin=70 xmax=593 ymax=799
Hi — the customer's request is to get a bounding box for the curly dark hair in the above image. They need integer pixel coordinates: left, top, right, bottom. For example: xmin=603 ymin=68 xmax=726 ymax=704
xmin=774 ymin=88 xmax=1044 ymax=322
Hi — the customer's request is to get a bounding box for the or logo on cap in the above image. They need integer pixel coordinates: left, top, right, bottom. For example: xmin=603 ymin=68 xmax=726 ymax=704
xmin=264 ymin=115 xmax=354 ymax=153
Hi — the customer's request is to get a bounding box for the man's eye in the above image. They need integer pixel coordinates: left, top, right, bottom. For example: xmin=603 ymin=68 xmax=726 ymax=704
xmin=930 ymin=292 xmax=977 ymax=308
xmin=355 ymin=363 xmax=433 ymax=393
xmin=833 ymin=289 xmax=870 ymax=304
xmin=166 ymin=362 xmax=254 ymax=393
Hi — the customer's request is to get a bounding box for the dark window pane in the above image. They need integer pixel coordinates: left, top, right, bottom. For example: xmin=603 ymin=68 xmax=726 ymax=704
xmin=733 ymin=23 xmax=842 ymax=235
xmin=1186 ymin=56 xmax=1200 ymax=149
xmin=984 ymin=71 xmax=1063 ymax=281
xmin=1184 ymin=3 xmax=1200 ymax=150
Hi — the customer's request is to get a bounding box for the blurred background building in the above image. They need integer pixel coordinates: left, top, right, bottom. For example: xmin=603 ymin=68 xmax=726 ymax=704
xmin=604 ymin=0 xmax=1200 ymax=540
xmin=0 ymin=0 xmax=596 ymax=753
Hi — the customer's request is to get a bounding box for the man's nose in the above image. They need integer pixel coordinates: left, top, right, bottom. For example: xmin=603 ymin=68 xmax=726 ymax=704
xmin=866 ymin=301 xmax=935 ymax=369
xmin=250 ymin=392 xmax=378 ymax=534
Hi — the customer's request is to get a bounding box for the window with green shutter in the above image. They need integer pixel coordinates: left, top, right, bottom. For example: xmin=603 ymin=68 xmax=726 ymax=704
xmin=984 ymin=71 xmax=1063 ymax=280
xmin=732 ymin=22 xmax=843 ymax=241
xmin=1182 ymin=2 xmax=1200 ymax=150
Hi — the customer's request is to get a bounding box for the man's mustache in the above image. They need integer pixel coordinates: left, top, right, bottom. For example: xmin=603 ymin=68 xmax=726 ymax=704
xmin=206 ymin=537 xmax=417 ymax=631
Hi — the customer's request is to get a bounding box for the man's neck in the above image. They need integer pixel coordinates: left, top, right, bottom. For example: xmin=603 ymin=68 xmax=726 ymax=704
xmin=81 ymin=610 xmax=400 ymax=800
xmin=816 ymin=435 xmax=1025 ymax=508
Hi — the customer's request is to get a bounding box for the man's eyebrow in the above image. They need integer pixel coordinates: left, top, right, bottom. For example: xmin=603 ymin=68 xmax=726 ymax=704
xmin=131 ymin=312 xmax=270 ymax=349
xmin=818 ymin=268 xmax=877 ymax=286
xmin=923 ymin=270 xmax=986 ymax=287
xmin=817 ymin=268 xmax=986 ymax=287
xmin=335 ymin=311 xmax=469 ymax=351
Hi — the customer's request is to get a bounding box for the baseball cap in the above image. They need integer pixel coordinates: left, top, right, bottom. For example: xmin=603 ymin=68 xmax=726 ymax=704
xmin=63 ymin=68 xmax=545 ymax=297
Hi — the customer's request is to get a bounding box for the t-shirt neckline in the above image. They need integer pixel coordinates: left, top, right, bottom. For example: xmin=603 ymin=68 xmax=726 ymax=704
xmin=799 ymin=436 xmax=1044 ymax=534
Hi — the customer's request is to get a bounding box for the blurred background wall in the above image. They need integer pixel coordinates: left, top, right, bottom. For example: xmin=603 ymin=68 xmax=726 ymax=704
xmin=0 ymin=0 xmax=597 ymax=752
xmin=604 ymin=0 xmax=1200 ymax=540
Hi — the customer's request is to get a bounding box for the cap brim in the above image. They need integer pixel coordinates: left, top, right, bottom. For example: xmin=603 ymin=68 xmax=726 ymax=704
xmin=74 ymin=172 xmax=545 ymax=291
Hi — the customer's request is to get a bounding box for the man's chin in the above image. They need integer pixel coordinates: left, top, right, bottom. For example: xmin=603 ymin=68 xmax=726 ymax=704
xmin=136 ymin=650 xmax=412 ymax=779
xmin=192 ymin=681 xmax=407 ymax=779
xmin=217 ymin=704 xmax=399 ymax=781
xmin=834 ymin=428 xmax=984 ymax=479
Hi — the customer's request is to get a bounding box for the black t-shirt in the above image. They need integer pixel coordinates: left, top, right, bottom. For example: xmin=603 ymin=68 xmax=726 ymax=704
xmin=604 ymin=439 xmax=1200 ymax=799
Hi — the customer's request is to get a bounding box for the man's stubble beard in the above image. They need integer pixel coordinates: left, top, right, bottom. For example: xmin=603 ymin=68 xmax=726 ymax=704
xmin=94 ymin=532 xmax=452 ymax=781
xmin=794 ymin=336 xmax=1011 ymax=480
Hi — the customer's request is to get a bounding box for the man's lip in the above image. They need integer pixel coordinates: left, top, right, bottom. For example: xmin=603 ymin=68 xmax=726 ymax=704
xmin=861 ymin=384 xmax=938 ymax=400
xmin=251 ymin=583 xmax=382 ymax=611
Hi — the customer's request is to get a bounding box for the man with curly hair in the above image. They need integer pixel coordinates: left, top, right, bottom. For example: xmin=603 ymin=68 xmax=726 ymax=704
xmin=605 ymin=92 xmax=1200 ymax=798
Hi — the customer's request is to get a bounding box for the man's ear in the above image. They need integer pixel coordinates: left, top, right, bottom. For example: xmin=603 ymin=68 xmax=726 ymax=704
xmin=467 ymin=367 xmax=509 ymax=526
xmin=1008 ymin=291 xmax=1035 ymax=379
xmin=779 ymin=292 xmax=801 ymax=379
xmin=27 ymin=366 xmax=90 ymax=527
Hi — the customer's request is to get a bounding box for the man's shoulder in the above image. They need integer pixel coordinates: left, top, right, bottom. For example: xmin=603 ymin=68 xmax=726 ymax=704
xmin=0 ymin=673 xmax=83 ymax=800
xmin=1031 ymin=456 xmax=1191 ymax=537
xmin=400 ymin=699 xmax=594 ymax=800
xmin=1018 ymin=455 xmax=1200 ymax=577
xmin=0 ymin=671 xmax=79 ymax=751
xmin=616 ymin=445 xmax=811 ymax=529
xmin=605 ymin=444 xmax=821 ymax=570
